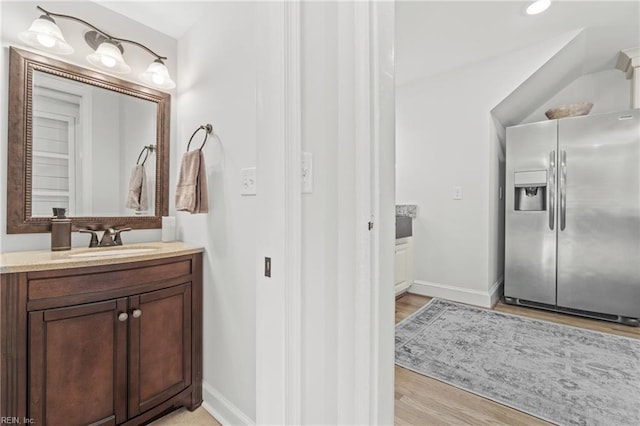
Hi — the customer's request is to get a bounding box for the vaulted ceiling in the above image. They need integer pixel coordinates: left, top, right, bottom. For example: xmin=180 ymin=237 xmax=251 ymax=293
xmin=396 ymin=1 xmax=640 ymax=87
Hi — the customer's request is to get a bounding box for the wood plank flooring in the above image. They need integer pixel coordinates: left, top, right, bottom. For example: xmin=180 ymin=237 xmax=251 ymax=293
xmin=395 ymin=293 xmax=639 ymax=425
xmin=149 ymin=407 xmax=220 ymax=426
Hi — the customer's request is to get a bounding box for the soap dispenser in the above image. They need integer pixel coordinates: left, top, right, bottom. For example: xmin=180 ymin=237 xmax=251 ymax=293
xmin=51 ymin=207 xmax=71 ymax=251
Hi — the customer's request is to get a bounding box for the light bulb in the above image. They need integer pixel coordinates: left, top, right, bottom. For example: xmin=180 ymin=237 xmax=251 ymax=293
xmin=18 ymin=15 xmax=73 ymax=54
xmin=87 ymin=40 xmax=131 ymax=73
xmin=140 ymin=59 xmax=176 ymax=90
xmin=100 ymin=55 xmax=117 ymax=68
xmin=36 ymin=33 xmax=56 ymax=48
xmin=152 ymin=73 xmax=166 ymax=85
xmin=526 ymin=0 xmax=551 ymax=15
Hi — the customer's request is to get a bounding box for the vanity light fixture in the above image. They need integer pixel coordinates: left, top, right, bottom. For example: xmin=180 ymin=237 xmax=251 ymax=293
xmin=86 ymin=38 xmax=131 ymax=74
xmin=18 ymin=5 xmax=176 ymax=89
xmin=18 ymin=13 xmax=73 ymax=54
xmin=140 ymin=59 xmax=175 ymax=89
xmin=526 ymin=0 xmax=552 ymax=15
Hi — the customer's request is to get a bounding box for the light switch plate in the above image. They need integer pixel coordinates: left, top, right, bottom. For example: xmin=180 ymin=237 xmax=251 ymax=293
xmin=241 ymin=167 xmax=257 ymax=195
xmin=453 ymin=186 xmax=463 ymax=200
xmin=302 ymin=152 xmax=313 ymax=193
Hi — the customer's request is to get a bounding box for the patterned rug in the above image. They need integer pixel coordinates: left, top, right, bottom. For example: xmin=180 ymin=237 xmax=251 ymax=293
xmin=395 ymin=298 xmax=640 ymax=426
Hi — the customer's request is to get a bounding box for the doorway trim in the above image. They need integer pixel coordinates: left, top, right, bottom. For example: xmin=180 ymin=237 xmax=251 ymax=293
xmin=283 ymin=1 xmax=302 ymax=425
xmin=351 ymin=2 xmax=396 ymax=424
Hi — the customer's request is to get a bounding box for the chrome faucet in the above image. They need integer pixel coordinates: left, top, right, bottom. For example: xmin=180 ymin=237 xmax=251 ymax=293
xmin=79 ymin=227 xmax=131 ymax=248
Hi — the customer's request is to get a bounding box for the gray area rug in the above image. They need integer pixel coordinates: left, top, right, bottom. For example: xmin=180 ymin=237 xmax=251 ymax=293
xmin=395 ymin=298 xmax=640 ymax=426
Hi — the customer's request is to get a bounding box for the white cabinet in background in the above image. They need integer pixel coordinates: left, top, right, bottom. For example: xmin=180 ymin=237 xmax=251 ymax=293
xmin=395 ymin=236 xmax=414 ymax=296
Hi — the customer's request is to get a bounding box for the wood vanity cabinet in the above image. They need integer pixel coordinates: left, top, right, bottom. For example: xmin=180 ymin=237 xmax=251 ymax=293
xmin=1 ymin=252 xmax=203 ymax=426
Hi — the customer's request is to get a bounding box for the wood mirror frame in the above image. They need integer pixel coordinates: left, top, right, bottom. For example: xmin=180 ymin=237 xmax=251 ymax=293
xmin=7 ymin=47 xmax=170 ymax=234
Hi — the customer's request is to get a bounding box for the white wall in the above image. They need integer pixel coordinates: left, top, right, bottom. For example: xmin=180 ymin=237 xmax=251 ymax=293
xmin=396 ymin=32 xmax=579 ymax=306
xmin=176 ymin=2 xmax=257 ymax=423
xmin=0 ymin=1 xmax=177 ymax=252
xmin=522 ymin=69 xmax=631 ymax=124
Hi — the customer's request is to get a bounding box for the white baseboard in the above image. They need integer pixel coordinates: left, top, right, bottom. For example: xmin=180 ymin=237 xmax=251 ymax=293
xmin=409 ymin=276 xmax=504 ymax=309
xmin=489 ymin=276 xmax=504 ymax=308
xmin=202 ymin=381 xmax=254 ymax=426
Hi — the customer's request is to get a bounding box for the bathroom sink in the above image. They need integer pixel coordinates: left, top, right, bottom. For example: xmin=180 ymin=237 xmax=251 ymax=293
xmin=69 ymin=248 xmax=159 ymax=258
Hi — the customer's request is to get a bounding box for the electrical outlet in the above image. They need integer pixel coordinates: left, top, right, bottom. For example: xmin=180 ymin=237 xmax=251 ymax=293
xmin=241 ymin=167 xmax=256 ymax=195
xmin=302 ymin=152 xmax=313 ymax=193
xmin=453 ymin=186 xmax=463 ymax=200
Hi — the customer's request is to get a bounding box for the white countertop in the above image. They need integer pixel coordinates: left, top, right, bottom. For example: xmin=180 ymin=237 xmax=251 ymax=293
xmin=0 ymin=241 xmax=204 ymax=273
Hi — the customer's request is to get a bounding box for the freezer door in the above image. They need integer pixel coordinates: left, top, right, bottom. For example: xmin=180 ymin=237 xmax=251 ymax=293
xmin=557 ymin=109 xmax=640 ymax=318
xmin=505 ymin=120 xmax=558 ymax=305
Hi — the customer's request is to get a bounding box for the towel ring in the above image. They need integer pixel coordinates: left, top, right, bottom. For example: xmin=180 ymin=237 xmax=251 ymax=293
xmin=136 ymin=145 xmax=155 ymax=166
xmin=187 ymin=124 xmax=213 ymax=151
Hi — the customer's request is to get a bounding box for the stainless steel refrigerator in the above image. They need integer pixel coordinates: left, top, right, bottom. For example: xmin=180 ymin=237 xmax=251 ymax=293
xmin=505 ymin=109 xmax=640 ymax=326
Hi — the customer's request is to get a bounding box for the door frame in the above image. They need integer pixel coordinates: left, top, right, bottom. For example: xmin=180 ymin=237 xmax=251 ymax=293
xmin=255 ymin=2 xmax=394 ymax=424
xmin=359 ymin=2 xmax=395 ymax=423
xmin=255 ymin=2 xmax=302 ymax=424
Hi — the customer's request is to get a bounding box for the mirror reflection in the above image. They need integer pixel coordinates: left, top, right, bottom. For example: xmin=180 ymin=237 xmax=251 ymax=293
xmin=31 ymin=70 xmax=157 ymax=217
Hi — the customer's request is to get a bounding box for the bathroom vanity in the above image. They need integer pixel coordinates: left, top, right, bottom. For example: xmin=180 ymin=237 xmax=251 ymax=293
xmin=0 ymin=242 xmax=203 ymax=425
xmin=2 ymin=43 xmax=195 ymax=425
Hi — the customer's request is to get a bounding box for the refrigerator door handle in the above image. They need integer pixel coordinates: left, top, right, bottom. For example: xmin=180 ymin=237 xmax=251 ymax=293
xmin=560 ymin=150 xmax=567 ymax=231
xmin=549 ymin=150 xmax=556 ymax=230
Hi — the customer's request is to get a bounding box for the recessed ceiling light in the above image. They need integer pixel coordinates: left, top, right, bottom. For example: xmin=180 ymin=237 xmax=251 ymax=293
xmin=527 ymin=0 xmax=551 ymax=15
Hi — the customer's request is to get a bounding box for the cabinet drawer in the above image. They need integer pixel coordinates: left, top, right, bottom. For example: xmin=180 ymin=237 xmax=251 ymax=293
xmin=27 ymin=258 xmax=192 ymax=304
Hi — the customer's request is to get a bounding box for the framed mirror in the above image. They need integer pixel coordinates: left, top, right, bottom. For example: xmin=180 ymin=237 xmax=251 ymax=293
xmin=7 ymin=47 xmax=170 ymax=233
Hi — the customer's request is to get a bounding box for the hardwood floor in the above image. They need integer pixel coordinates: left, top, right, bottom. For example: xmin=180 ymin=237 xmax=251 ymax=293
xmin=494 ymin=300 xmax=640 ymax=339
xmin=149 ymin=407 xmax=220 ymax=426
xmin=394 ymin=293 xmax=639 ymax=426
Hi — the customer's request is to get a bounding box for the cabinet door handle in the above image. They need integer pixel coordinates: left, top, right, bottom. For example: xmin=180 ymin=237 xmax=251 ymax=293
xmin=132 ymin=309 xmax=142 ymax=318
xmin=118 ymin=312 xmax=129 ymax=322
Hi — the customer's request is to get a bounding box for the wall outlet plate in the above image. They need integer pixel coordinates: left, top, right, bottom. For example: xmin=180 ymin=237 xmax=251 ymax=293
xmin=241 ymin=167 xmax=257 ymax=195
xmin=453 ymin=186 xmax=463 ymax=200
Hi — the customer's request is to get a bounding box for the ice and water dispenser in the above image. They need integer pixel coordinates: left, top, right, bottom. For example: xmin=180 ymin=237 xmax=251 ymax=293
xmin=514 ymin=170 xmax=547 ymax=211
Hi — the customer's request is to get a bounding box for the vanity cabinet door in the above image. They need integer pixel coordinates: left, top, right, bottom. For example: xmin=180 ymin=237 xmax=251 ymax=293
xmin=128 ymin=284 xmax=192 ymax=417
xmin=28 ymin=298 xmax=128 ymax=426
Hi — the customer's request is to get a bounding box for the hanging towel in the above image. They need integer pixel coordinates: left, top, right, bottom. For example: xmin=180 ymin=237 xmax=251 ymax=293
xmin=126 ymin=164 xmax=149 ymax=212
xmin=176 ymin=150 xmax=209 ymax=213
